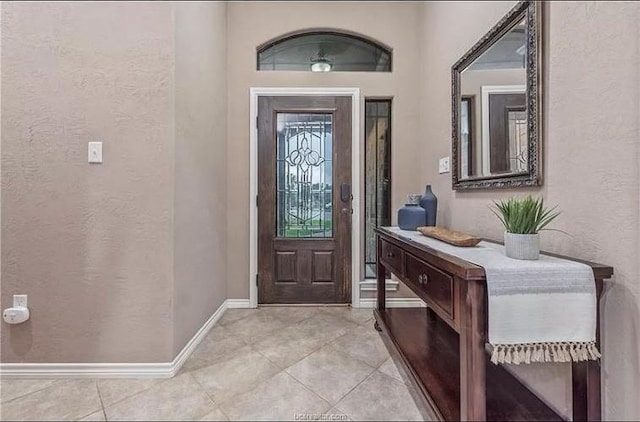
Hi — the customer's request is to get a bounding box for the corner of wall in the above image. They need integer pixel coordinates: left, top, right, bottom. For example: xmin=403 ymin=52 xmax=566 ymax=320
xmin=172 ymin=1 xmax=229 ymax=357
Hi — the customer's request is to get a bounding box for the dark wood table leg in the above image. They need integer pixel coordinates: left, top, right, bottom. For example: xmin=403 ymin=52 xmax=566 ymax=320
xmin=376 ymin=237 xmax=386 ymax=312
xmin=375 ymin=237 xmax=386 ymax=332
xmin=460 ymin=278 xmax=487 ymax=421
xmin=572 ymin=361 xmax=601 ymax=421
xmin=573 ymin=278 xmax=602 ymax=421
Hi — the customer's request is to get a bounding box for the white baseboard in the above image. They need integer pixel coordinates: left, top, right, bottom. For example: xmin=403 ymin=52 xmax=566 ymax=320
xmin=358 ymin=297 xmax=426 ymax=309
xmin=0 ymin=299 xmax=231 ymax=379
xmin=226 ymin=299 xmax=253 ymax=309
xmin=169 ymin=300 xmax=228 ymax=375
xmin=0 ymin=362 xmax=175 ymax=380
xmin=2 ymin=296 xmax=420 ymax=378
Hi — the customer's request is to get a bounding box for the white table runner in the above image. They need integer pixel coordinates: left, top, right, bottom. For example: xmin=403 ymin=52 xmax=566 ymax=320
xmin=386 ymin=228 xmax=600 ymax=365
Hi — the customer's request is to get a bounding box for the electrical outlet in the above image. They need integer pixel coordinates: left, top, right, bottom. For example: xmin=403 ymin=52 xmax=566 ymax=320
xmin=439 ymin=156 xmax=450 ymax=174
xmin=13 ymin=294 xmax=27 ymax=308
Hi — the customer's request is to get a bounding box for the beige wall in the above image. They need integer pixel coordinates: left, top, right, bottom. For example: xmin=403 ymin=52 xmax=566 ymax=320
xmin=420 ymin=2 xmax=640 ymax=419
xmin=226 ymin=1 xmax=424 ymax=299
xmin=173 ymin=3 xmax=228 ymax=354
xmin=1 ymin=2 xmax=175 ymax=363
xmin=1 ymin=2 xmax=229 ymax=363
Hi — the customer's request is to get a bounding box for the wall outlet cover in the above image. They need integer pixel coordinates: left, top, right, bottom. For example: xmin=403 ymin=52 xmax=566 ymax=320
xmin=13 ymin=294 xmax=27 ymax=308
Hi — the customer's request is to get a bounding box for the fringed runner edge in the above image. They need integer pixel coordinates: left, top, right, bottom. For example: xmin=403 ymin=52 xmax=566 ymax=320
xmin=490 ymin=342 xmax=601 ymax=365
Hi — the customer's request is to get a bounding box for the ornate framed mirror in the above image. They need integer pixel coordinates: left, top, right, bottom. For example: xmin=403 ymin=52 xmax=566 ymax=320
xmin=452 ymin=1 xmax=542 ymax=190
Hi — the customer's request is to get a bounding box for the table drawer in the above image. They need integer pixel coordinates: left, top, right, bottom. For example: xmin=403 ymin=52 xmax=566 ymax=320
xmin=380 ymin=238 xmax=404 ymax=276
xmin=406 ymin=253 xmax=454 ymax=317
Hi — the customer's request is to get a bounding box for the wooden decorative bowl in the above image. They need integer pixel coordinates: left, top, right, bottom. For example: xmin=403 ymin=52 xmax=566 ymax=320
xmin=417 ymin=226 xmax=481 ymax=247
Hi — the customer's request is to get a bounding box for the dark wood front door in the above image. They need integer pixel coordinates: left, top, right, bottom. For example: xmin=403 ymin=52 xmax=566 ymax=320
xmin=489 ymin=93 xmax=526 ymax=174
xmin=258 ymin=96 xmax=352 ymax=304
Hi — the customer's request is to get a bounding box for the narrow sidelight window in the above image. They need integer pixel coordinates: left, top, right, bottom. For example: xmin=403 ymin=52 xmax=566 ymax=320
xmin=364 ymin=99 xmax=392 ymax=278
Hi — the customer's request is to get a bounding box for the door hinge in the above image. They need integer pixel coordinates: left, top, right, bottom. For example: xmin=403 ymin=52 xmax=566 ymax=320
xmin=256 ymin=195 xmax=259 ymax=207
xmin=255 ymin=273 xmax=259 ymax=286
xmin=256 ymin=115 xmax=259 ymax=128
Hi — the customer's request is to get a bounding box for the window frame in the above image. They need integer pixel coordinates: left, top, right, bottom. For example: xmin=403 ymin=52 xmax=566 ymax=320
xmin=256 ymin=29 xmax=393 ymax=72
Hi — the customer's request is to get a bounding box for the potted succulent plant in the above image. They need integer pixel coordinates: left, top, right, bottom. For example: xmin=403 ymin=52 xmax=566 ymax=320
xmin=492 ymin=196 xmax=561 ymax=260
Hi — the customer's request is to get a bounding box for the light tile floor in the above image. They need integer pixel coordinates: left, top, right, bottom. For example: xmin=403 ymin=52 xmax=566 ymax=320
xmin=0 ymin=306 xmax=425 ymax=421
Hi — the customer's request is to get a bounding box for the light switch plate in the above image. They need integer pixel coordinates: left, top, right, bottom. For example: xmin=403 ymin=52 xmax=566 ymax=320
xmin=439 ymin=156 xmax=450 ymax=174
xmin=88 ymin=142 xmax=102 ymax=164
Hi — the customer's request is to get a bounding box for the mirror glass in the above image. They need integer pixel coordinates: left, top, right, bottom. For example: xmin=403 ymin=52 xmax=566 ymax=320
xmin=458 ymin=17 xmax=527 ymax=180
xmin=453 ymin=0 xmax=540 ymax=189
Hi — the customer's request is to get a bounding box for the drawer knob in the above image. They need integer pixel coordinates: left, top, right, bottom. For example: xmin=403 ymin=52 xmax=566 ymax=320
xmin=418 ymin=274 xmax=429 ymax=285
xmin=386 ymin=252 xmax=394 ymax=258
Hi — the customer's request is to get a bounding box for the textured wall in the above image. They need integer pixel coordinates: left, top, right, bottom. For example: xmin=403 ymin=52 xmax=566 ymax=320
xmin=225 ymin=1 xmax=424 ymax=300
xmin=173 ymin=2 xmax=228 ymax=354
xmin=420 ymin=1 xmax=640 ymax=419
xmin=1 ymin=1 xmax=230 ymax=363
xmin=1 ymin=2 xmax=175 ymax=362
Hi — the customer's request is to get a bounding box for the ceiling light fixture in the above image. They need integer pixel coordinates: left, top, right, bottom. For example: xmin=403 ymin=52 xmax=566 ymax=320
xmin=311 ymin=59 xmax=332 ymax=72
xmin=310 ymin=49 xmax=332 ymax=72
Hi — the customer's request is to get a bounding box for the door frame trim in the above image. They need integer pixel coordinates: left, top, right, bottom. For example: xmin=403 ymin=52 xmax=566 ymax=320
xmin=249 ymin=87 xmax=361 ymax=308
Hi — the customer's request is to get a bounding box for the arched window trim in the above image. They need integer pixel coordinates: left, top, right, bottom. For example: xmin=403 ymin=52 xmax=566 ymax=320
xmin=256 ymin=28 xmax=393 ymax=72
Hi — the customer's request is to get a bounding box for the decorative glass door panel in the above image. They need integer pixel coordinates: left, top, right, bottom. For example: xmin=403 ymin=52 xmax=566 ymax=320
xmin=507 ymin=108 xmax=527 ymax=173
xmin=276 ymin=113 xmax=333 ymax=238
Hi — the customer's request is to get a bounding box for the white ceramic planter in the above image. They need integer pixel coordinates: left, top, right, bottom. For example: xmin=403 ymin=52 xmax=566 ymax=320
xmin=504 ymin=232 xmax=540 ymax=260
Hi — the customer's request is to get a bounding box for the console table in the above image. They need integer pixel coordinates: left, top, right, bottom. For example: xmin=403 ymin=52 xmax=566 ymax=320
xmin=374 ymin=227 xmax=613 ymax=421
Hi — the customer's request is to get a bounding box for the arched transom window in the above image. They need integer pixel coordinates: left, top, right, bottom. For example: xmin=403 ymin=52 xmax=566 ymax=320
xmin=257 ymin=31 xmax=392 ymax=72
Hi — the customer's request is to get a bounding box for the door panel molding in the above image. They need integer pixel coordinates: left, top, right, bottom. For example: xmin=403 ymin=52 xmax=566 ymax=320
xmin=249 ymin=87 xmax=361 ymax=307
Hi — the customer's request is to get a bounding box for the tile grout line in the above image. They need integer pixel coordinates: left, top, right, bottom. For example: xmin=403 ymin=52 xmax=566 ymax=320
xmin=285 ymin=365 xmax=365 ymax=414
xmin=191 ymin=345 xmax=282 ymax=413
xmin=94 ymin=376 xmax=172 ymax=412
xmin=331 ymin=369 xmax=379 ymax=418
xmin=202 ymin=311 xmax=342 ymax=415
xmin=187 ymin=372 xmax=233 ymax=421
xmin=0 ymin=378 xmax=73 ymax=406
xmin=224 ymin=311 xmax=315 ymax=346
xmin=277 ymin=369 xmax=334 ymax=416
xmin=0 ymin=380 xmax=64 ymax=406
xmin=94 ymin=380 xmax=108 ymax=421
xmin=218 ymin=308 xmax=262 ymax=328
xmin=279 ymin=322 xmax=381 ymax=416
xmin=255 ymin=323 xmax=353 ymax=372
xmin=236 ymin=308 xmax=419 ymax=420
xmin=324 ymin=324 xmax=391 ymax=370
xmin=248 ymin=309 xmax=376 ymax=374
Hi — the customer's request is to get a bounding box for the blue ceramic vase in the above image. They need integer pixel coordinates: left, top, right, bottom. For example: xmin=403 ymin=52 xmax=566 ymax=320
xmin=419 ymin=185 xmax=438 ymax=226
xmin=398 ymin=195 xmax=426 ymax=230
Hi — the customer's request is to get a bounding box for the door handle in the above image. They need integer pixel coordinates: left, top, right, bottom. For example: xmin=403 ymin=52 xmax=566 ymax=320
xmin=340 ymin=183 xmax=351 ymax=202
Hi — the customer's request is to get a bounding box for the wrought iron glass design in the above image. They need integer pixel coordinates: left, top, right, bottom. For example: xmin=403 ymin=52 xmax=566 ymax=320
xmin=258 ymin=31 xmax=391 ymax=72
xmin=276 ymin=113 xmax=333 ymax=238
xmin=364 ymin=100 xmax=392 ymax=278
xmin=460 ymin=98 xmax=472 ymax=179
xmin=507 ymin=108 xmax=528 ymax=172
